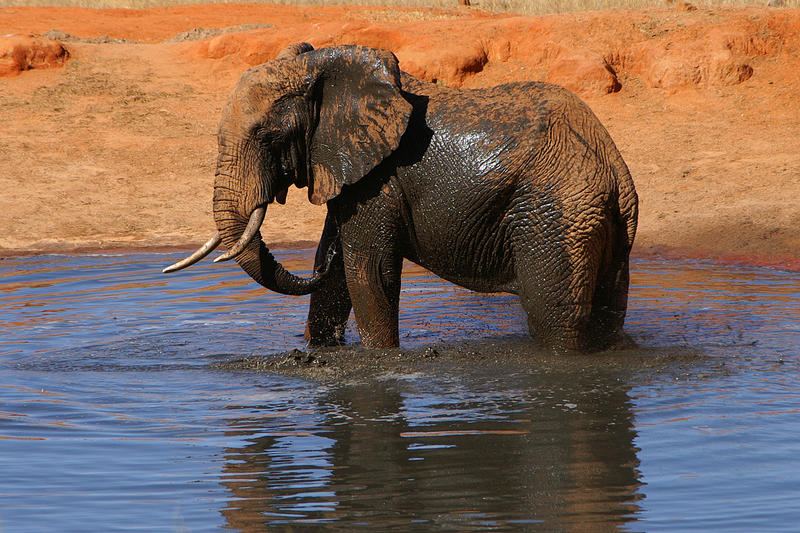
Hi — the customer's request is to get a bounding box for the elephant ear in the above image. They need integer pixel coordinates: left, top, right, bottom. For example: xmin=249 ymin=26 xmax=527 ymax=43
xmin=303 ymin=46 xmax=412 ymax=205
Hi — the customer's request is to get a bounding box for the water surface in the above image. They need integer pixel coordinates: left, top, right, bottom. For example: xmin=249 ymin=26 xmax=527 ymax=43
xmin=0 ymin=250 xmax=798 ymax=531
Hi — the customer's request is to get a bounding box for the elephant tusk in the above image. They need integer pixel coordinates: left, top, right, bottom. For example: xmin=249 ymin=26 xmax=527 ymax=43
xmin=162 ymin=232 xmax=222 ymax=273
xmin=214 ymin=205 xmax=266 ymax=263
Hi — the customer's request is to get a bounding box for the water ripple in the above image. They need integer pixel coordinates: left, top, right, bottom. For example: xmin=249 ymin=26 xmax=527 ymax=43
xmin=0 ymin=251 xmax=798 ymax=531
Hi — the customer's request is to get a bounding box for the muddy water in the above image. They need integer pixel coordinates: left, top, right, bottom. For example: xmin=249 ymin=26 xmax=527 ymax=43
xmin=0 ymin=250 xmax=798 ymax=531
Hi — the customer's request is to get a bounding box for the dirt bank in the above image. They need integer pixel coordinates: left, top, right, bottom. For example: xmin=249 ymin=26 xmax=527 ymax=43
xmin=1 ymin=4 xmax=798 ymax=268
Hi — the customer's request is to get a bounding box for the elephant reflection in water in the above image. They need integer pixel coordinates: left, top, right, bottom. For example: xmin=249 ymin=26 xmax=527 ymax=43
xmin=216 ymin=363 xmax=642 ymax=529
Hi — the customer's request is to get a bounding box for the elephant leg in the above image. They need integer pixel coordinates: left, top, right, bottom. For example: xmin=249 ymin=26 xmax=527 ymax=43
xmin=584 ymin=227 xmax=635 ymax=351
xmin=305 ymin=212 xmax=352 ymax=346
xmin=515 ymin=237 xmax=598 ymax=354
xmin=343 ymin=244 xmax=403 ymax=349
xmin=335 ymin=191 xmax=404 ymax=349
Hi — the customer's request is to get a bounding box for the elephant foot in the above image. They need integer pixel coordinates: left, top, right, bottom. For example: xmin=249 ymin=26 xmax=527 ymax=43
xmin=304 ymin=323 xmax=346 ymax=347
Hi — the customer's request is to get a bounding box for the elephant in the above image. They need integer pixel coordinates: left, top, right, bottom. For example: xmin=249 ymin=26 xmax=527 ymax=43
xmin=164 ymin=42 xmax=638 ymax=354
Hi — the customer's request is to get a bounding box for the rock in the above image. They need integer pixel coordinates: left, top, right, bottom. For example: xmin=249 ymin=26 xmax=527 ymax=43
xmin=631 ymin=41 xmax=754 ymax=89
xmin=399 ymin=42 xmax=489 ymax=86
xmin=546 ymin=52 xmax=621 ymax=95
xmin=276 ymin=349 xmax=327 ymax=368
xmin=165 ymin=23 xmax=274 ymax=43
xmin=42 ymin=30 xmax=134 ymax=44
xmin=0 ymin=33 xmax=69 ymax=77
xmin=423 ymin=347 xmax=440 ymax=358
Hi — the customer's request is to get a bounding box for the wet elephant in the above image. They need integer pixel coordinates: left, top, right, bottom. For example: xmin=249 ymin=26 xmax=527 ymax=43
xmin=165 ymin=43 xmax=638 ymax=353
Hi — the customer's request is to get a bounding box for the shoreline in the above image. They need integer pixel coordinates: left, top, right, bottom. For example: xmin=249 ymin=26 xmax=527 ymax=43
xmin=3 ymin=241 xmax=798 ymax=272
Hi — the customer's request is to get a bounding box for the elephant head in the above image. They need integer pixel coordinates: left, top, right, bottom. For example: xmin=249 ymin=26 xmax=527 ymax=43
xmin=163 ymin=44 xmax=412 ymax=294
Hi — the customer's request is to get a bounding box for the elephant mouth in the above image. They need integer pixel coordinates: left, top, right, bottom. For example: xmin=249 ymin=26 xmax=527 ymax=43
xmin=213 ymin=204 xmax=266 ymax=263
xmin=162 ymin=203 xmax=337 ymax=295
xmin=161 ymin=204 xmax=265 ymax=273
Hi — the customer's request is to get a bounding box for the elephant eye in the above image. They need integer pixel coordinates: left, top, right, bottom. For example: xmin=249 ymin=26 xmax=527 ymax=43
xmin=278 ymin=152 xmax=293 ymax=179
xmin=254 ymin=126 xmax=277 ymax=145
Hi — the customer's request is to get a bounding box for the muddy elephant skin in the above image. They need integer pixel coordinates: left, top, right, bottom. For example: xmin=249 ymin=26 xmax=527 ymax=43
xmin=168 ymin=43 xmax=638 ymax=354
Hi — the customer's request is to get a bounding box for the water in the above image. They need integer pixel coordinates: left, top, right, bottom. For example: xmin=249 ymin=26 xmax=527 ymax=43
xmin=0 ymin=250 xmax=798 ymax=531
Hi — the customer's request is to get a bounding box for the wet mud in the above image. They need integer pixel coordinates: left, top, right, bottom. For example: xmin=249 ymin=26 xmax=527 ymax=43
xmin=220 ymin=338 xmax=716 ymax=384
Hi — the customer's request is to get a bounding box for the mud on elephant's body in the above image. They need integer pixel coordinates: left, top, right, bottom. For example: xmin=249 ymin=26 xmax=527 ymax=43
xmin=166 ymin=43 xmax=638 ymax=354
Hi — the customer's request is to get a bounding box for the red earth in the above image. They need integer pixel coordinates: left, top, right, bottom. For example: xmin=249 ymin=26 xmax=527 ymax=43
xmin=1 ymin=3 xmax=798 ymax=268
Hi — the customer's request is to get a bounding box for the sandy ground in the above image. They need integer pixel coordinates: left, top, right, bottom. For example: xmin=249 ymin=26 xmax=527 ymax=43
xmin=1 ymin=4 xmax=798 ymax=268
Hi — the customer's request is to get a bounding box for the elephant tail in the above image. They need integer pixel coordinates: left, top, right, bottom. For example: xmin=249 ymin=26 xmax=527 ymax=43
xmin=588 ymin=114 xmax=637 ymax=254
xmin=584 ymin=128 xmax=639 ymax=350
xmin=564 ymin=90 xmax=638 ymax=251
xmin=610 ymin=147 xmax=638 ymax=254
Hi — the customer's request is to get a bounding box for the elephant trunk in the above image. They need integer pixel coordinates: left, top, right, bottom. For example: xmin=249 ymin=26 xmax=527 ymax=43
xmin=233 ymin=233 xmax=331 ymax=296
xmin=213 ymin=144 xmax=331 ymax=296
